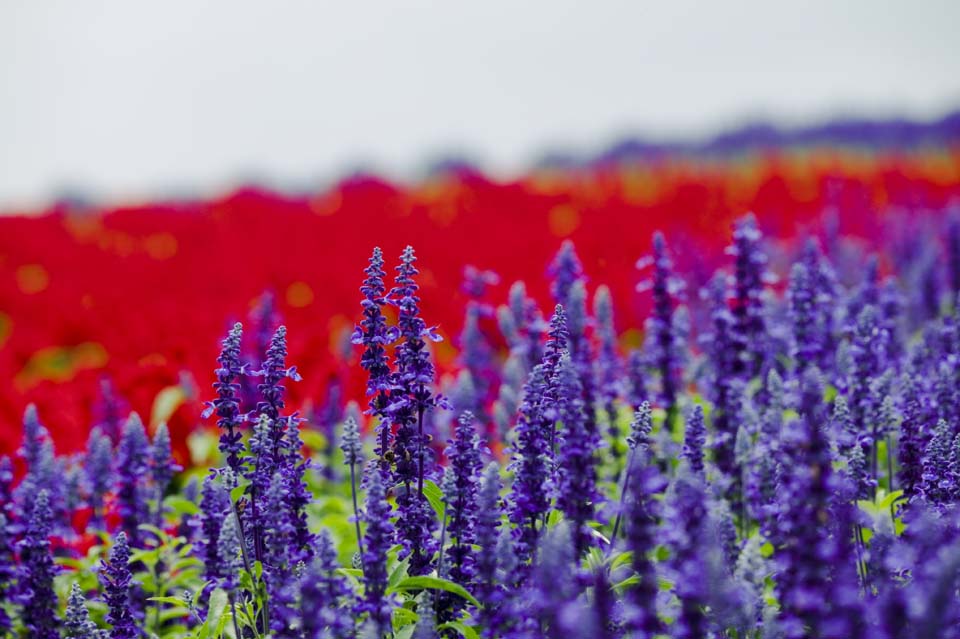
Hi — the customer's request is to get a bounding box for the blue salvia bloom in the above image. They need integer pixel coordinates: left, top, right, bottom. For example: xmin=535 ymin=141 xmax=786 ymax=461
xmin=594 ymin=286 xmax=624 ymax=457
xmin=831 ymin=395 xmax=857 ymax=455
xmin=528 ymin=523 xmax=581 ymax=639
xmin=800 ymin=238 xmax=839 ymax=372
xmin=16 ymin=405 xmax=60 ymax=519
xmin=847 ymin=305 xmax=885 ymax=441
xmin=847 ymin=255 xmax=881 ymax=326
xmin=413 ymin=593 xmax=438 ymax=639
xmin=474 ymin=463 xmax=505 ymax=636
xmin=17 ymin=490 xmax=59 ymax=639
xmin=301 ymin=531 xmax=354 ymax=639
xmin=202 ymin=322 xmax=248 ymax=475
xmin=150 ymin=422 xmax=181 ymax=524
xmin=662 ymin=470 xmax=710 ymax=639
xmin=256 ymin=325 xmax=302 ymax=460
xmin=0 ymin=514 xmax=14 ymax=634
xmin=919 ymin=419 xmax=955 ymax=506
xmin=880 ymin=279 xmax=905 ymax=363
xmin=444 ymin=411 xmax=485 ymax=586
xmin=728 ymin=213 xmax=769 ymax=379
xmin=639 ymin=231 xmax=683 ymax=424
xmin=358 ymin=466 xmax=395 ymax=634
xmin=341 ymin=415 xmax=363 ymax=465
xmin=216 ymin=509 xmax=243 ymax=592
xmin=899 ymin=375 xmax=930 ymax=500
xmin=549 ymin=239 xmax=585 ymax=309
xmin=625 ymin=349 xmax=649 ymax=410
xmin=262 ymin=472 xmax=296 ymax=574
xmin=84 ymin=426 xmax=114 ymax=526
xmin=93 ymin=377 xmax=128 ymax=445
xmin=282 ymin=416 xmax=314 ymax=561
xmin=540 ymin=305 xmax=569 ymax=455
xmin=555 ymin=352 xmax=602 ymax=557
xmin=115 ymin=413 xmax=150 ymax=546
xmin=245 ymin=413 xmax=276 ymax=562
xmin=101 ymin=531 xmax=137 ymax=639
xmin=197 ymin=471 xmax=230 ymax=583
xmin=682 ymin=404 xmax=706 ymax=477
xmin=788 ymin=261 xmax=820 ymax=373
xmin=64 ymin=583 xmax=100 ymax=639
xmin=774 ymin=408 xmax=859 ymax=639
xmin=352 ymin=247 xmax=398 ymax=475
xmin=935 ymin=358 xmax=959 ymax=426
xmin=845 ymin=441 xmax=875 ymax=501
xmin=623 ymin=461 xmax=665 ymax=639
xmin=626 ymin=401 xmax=654 ymax=453
xmin=566 ymin=280 xmax=598 ymax=436
xmin=459 ymin=301 xmax=494 ymax=411
xmin=507 ymin=364 xmax=552 ymax=565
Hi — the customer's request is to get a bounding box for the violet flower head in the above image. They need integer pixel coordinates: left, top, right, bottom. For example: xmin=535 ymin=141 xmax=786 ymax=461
xmin=301 ymin=530 xmax=354 ymax=639
xmin=728 ymin=213 xmax=769 ymax=379
xmin=507 ymin=363 xmax=552 ymax=564
xmin=256 ymin=325 xmax=302 ymax=457
xmin=16 ymin=404 xmax=59 ymax=517
xmin=115 ymin=413 xmax=150 ymax=546
xmin=151 ymin=423 xmax=181 ymax=506
xmin=898 ymin=374 xmax=929 ymax=501
xmin=555 ymin=352 xmax=601 ymax=557
xmin=948 ymin=211 xmax=960 ymax=297
xmin=281 ymin=416 xmax=314 ymax=561
xmin=84 ymin=426 xmax=114 ymax=526
xmin=549 ymin=239 xmax=585 ymax=309
xmin=594 ymin=285 xmax=623 ymax=416
xmin=443 ymin=411 xmax=485 ymax=586
xmin=0 ymin=513 xmax=13 ymax=634
xmin=197 ymin=471 xmax=231 ymax=583
xmin=358 ymin=466 xmax=395 ymax=633
xmin=340 ymin=415 xmax=363 ymax=466
xmin=640 ymin=231 xmax=684 ymax=423
xmin=623 ymin=461 xmax=665 ymax=638
xmin=663 ymin=470 xmax=711 ymax=639
xmin=919 ymin=419 xmax=956 ymax=506
xmin=216 ymin=509 xmax=243 ymax=591
xmin=847 ymin=305 xmax=886 ymax=440
xmin=682 ymin=404 xmax=706 ymax=477
xmin=474 ymin=462 xmax=505 ymax=632
xmin=529 ymin=523 xmax=581 ymax=639
xmin=700 ymin=273 xmax=739 ymax=476
xmin=352 ymin=247 xmax=398 ymax=423
xmin=100 ymin=531 xmax=137 ymax=639
xmin=17 ymin=490 xmax=59 ymax=639
xmin=64 ymin=583 xmax=100 ymax=639
xmin=202 ymin=322 xmax=248 ymax=474
xmin=788 ymin=261 xmax=820 ymax=372
xmin=627 ymin=401 xmax=654 ymax=453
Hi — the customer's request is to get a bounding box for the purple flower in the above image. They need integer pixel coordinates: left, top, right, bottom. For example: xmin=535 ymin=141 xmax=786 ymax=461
xmin=623 ymin=461 xmax=665 ymax=638
xmin=64 ymin=583 xmax=100 ymax=639
xmin=203 ymin=322 xmax=249 ymax=475
xmin=728 ymin=213 xmax=769 ymax=379
xmin=101 ymin=531 xmax=138 ymax=639
xmin=443 ymin=411 xmax=485 ymax=586
xmin=115 ymin=413 xmax=150 ymax=546
xmin=663 ymin=471 xmax=710 ymax=639
xmin=301 ymin=531 xmax=354 ymax=639
xmin=507 ymin=364 xmax=552 ymax=565
xmin=17 ymin=490 xmax=59 ymax=639
xmin=898 ymin=375 xmax=930 ymax=501
xmin=555 ymin=352 xmax=602 ymax=557
xmin=681 ymin=404 xmax=706 ymax=477
xmin=474 ymin=462 xmax=505 ymax=635
xmin=281 ymin=416 xmax=314 ymax=561
xmin=357 ymin=466 xmax=395 ymax=634
xmin=594 ymin=286 xmax=624 ymax=456
xmin=919 ymin=419 xmax=956 ymax=506
xmin=197 ymin=471 xmax=230 ymax=583
xmin=549 ymin=240 xmax=585 ymax=309
xmin=0 ymin=513 xmax=14 ymax=633
xmin=15 ymin=405 xmax=61 ymax=522
xmin=150 ymin=422 xmax=181 ymax=524
xmin=255 ymin=325 xmax=302 ymax=460
xmin=84 ymin=426 xmax=114 ymax=527
xmin=639 ymin=231 xmax=684 ymax=425
xmin=948 ymin=211 xmax=960 ymax=298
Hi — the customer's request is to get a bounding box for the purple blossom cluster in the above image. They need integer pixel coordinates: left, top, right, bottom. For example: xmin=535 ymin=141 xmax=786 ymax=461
xmin=3 ymin=211 xmax=960 ymax=638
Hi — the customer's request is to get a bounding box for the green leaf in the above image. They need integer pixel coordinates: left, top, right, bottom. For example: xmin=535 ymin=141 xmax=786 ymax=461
xmin=612 ymin=575 xmax=640 ymax=591
xmin=392 ymin=606 xmax=419 ymax=630
xmin=148 ymin=596 xmax=188 ymax=605
xmin=230 ymin=485 xmax=247 ymax=504
xmin=389 ymin=576 xmax=480 ymax=608
xmin=438 ymin=621 xmax=481 ymax=639
xmin=422 ymin=480 xmax=446 ymax=520
xmin=165 ymin=495 xmax=200 ymax=516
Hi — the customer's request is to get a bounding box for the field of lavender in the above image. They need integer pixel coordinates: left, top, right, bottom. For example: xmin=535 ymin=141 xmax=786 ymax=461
xmin=4 ymin=210 xmax=960 ymax=639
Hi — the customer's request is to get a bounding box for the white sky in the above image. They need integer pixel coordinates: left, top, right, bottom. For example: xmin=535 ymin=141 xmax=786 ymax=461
xmin=1 ymin=0 xmax=959 ymax=208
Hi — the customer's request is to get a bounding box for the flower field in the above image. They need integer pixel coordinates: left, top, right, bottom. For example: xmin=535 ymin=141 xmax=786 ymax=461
xmin=2 ymin=128 xmax=960 ymax=637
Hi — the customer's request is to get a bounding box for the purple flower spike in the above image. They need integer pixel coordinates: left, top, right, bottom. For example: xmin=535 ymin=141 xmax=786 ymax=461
xmin=357 ymin=466 xmax=395 ymax=634
xmin=115 ymin=413 xmax=150 ymax=546
xmin=203 ymin=322 xmax=249 ymax=475
xmin=100 ymin=531 xmax=138 ymax=639
xmin=17 ymin=490 xmax=59 ymax=639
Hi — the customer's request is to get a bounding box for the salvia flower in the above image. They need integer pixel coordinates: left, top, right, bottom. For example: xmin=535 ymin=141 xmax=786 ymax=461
xmin=728 ymin=213 xmax=769 ymax=379
xmin=682 ymin=404 xmax=706 ymax=476
xmin=115 ymin=413 xmax=150 ymax=546
xmin=255 ymin=325 xmax=302 ymax=461
xmin=150 ymin=422 xmax=181 ymax=524
xmin=202 ymin=322 xmax=249 ymax=474
xmin=357 ymin=466 xmax=395 ymax=634
xmin=301 ymin=531 xmax=354 ymax=639
xmin=64 ymin=583 xmax=101 ymax=639
xmin=84 ymin=426 xmax=114 ymax=527
xmin=100 ymin=531 xmax=137 ymax=639
xmin=549 ymin=239 xmax=585 ymax=309
xmin=0 ymin=513 xmax=13 ymax=634
xmin=474 ymin=462 xmax=505 ymax=634
xmin=197 ymin=471 xmax=231 ymax=583
xmin=443 ymin=411 xmax=485 ymax=586
xmin=17 ymin=490 xmax=60 ymax=639
xmin=623 ymin=461 xmax=666 ymax=638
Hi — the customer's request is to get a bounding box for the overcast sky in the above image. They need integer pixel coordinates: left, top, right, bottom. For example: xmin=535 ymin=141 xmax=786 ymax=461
xmin=1 ymin=1 xmax=959 ymax=208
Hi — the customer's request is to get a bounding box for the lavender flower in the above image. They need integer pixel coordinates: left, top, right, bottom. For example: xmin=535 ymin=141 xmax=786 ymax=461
xmin=150 ymin=422 xmax=181 ymax=524
xmin=682 ymin=404 xmax=706 ymax=476
xmin=507 ymin=364 xmax=552 ymax=565
xmin=663 ymin=471 xmax=710 ymax=639
xmin=919 ymin=419 xmax=955 ymax=506
xmin=64 ymin=583 xmax=101 ymax=639
xmin=84 ymin=426 xmax=114 ymax=526
xmin=17 ymin=490 xmax=59 ymax=639
xmin=256 ymin=325 xmax=302 ymax=460
xmin=281 ymin=416 xmax=314 ymax=561
xmin=341 ymin=415 xmax=365 ymax=554
xmin=444 ymin=411 xmax=485 ymax=586
xmin=639 ymin=231 xmax=684 ymax=424
xmin=16 ymin=405 xmax=60 ymax=520
xmin=474 ymin=463 xmax=505 ymax=636
xmin=197 ymin=471 xmax=230 ymax=583
xmin=101 ymin=531 xmax=137 ymax=639
xmin=203 ymin=322 xmax=248 ymax=474
xmin=594 ymin=285 xmax=624 ymax=462
xmin=301 ymin=531 xmax=354 ymax=639
xmin=623 ymin=461 xmax=665 ymax=638
xmin=555 ymin=352 xmax=602 ymax=557
xmin=728 ymin=213 xmax=769 ymax=379
xmin=0 ymin=514 xmax=12 ymax=633
xmin=549 ymin=239 xmax=585 ymax=309
xmin=358 ymin=467 xmax=395 ymax=634
xmin=115 ymin=413 xmax=150 ymax=546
